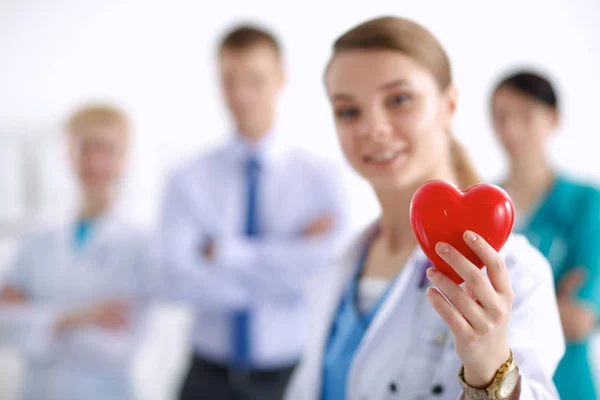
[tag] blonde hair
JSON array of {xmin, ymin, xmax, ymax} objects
[
  {"xmin": 66, "ymin": 104, "xmax": 130, "ymax": 138},
  {"xmin": 329, "ymin": 16, "xmax": 481, "ymax": 189}
]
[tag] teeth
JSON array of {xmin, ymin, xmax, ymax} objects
[{"xmin": 367, "ymin": 150, "xmax": 399, "ymax": 162}]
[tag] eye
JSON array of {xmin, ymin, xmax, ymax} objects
[
  {"xmin": 335, "ymin": 107, "xmax": 359, "ymax": 120},
  {"xmin": 388, "ymin": 94, "xmax": 411, "ymax": 106}
]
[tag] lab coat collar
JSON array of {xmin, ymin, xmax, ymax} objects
[{"xmin": 59, "ymin": 206, "xmax": 126, "ymax": 254}]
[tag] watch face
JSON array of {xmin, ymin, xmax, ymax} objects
[{"xmin": 499, "ymin": 368, "xmax": 520, "ymax": 398}]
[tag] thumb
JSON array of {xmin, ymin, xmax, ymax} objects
[{"xmin": 557, "ymin": 267, "xmax": 586, "ymax": 297}]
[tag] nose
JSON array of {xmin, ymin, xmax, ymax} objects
[{"xmin": 358, "ymin": 106, "xmax": 393, "ymax": 141}]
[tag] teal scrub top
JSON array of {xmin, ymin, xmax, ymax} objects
[
  {"xmin": 514, "ymin": 175, "xmax": 600, "ymax": 400},
  {"xmin": 321, "ymin": 246, "xmax": 394, "ymax": 400}
]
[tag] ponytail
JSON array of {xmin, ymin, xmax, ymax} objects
[{"xmin": 449, "ymin": 135, "xmax": 481, "ymax": 190}]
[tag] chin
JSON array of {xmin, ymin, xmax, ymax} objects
[
  {"xmin": 365, "ymin": 171, "xmax": 419, "ymax": 193},
  {"xmin": 83, "ymin": 184, "xmax": 111, "ymax": 196}
]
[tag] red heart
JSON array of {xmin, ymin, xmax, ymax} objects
[{"xmin": 409, "ymin": 180, "xmax": 515, "ymax": 285}]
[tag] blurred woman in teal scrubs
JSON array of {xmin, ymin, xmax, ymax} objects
[{"xmin": 492, "ymin": 71, "xmax": 600, "ymax": 400}]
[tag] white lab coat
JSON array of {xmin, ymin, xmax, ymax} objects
[
  {"xmin": 285, "ymin": 224, "xmax": 566, "ymax": 400},
  {"xmin": 0, "ymin": 212, "xmax": 156, "ymax": 400}
]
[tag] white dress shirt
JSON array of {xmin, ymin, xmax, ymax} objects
[
  {"xmin": 0, "ymin": 212, "xmax": 156, "ymax": 400},
  {"xmin": 160, "ymin": 134, "xmax": 350, "ymax": 368}
]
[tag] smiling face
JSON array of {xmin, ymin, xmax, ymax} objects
[
  {"xmin": 326, "ymin": 49, "xmax": 457, "ymax": 192},
  {"xmin": 67, "ymin": 107, "xmax": 129, "ymax": 203},
  {"xmin": 69, "ymin": 122, "xmax": 127, "ymax": 200}
]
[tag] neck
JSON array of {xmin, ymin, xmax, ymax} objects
[
  {"xmin": 80, "ymin": 193, "xmax": 112, "ymax": 220},
  {"xmin": 239, "ymin": 120, "xmax": 273, "ymax": 143},
  {"xmin": 376, "ymin": 164, "xmax": 457, "ymax": 253},
  {"xmin": 504, "ymin": 151, "xmax": 554, "ymax": 210},
  {"xmin": 376, "ymin": 188, "xmax": 417, "ymax": 253}
]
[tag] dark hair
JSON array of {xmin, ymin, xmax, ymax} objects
[
  {"xmin": 494, "ymin": 71, "xmax": 558, "ymax": 109},
  {"xmin": 219, "ymin": 24, "xmax": 281, "ymax": 57},
  {"xmin": 328, "ymin": 16, "xmax": 480, "ymax": 189}
]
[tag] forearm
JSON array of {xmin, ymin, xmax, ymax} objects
[
  {"xmin": 0, "ymin": 305, "xmax": 61, "ymax": 360},
  {"xmin": 165, "ymin": 258, "xmax": 254, "ymax": 309},
  {"xmin": 214, "ymin": 233, "xmax": 344, "ymax": 298},
  {"xmin": 61, "ymin": 310, "xmax": 149, "ymax": 368}
]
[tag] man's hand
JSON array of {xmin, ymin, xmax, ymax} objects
[
  {"xmin": 0, "ymin": 286, "xmax": 28, "ymax": 304},
  {"xmin": 203, "ymin": 239, "xmax": 215, "ymax": 261},
  {"xmin": 303, "ymin": 215, "xmax": 334, "ymax": 237},
  {"xmin": 557, "ymin": 268, "xmax": 597, "ymax": 341}
]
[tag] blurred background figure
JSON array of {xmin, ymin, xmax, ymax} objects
[
  {"xmin": 491, "ymin": 71, "xmax": 600, "ymax": 400},
  {"xmin": 159, "ymin": 24, "xmax": 348, "ymax": 400},
  {"xmin": 0, "ymin": 105, "xmax": 156, "ymax": 400}
]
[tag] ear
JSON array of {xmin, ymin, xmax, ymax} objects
[
  {"xmin": 66, "ymin": 135, "xmax": 78, "ymax": 166},
  {"xmin": 550, "ymin": 108, "xmax": 560, "ymax": 130},
  {"xmin": 442, "ymin": 83, "xmax": 458, "ymax": 128},
  {"xmin": 279, "ymin": 67, "xmax": 287, "ymax": 89},
  {"xmin": 276, "ymin": 60, "xmax": 287, "ymax": 90}
]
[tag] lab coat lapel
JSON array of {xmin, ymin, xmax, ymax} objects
[
  {"xmin": 304, "ymin": 225, "xmax": 376, "ymax": 398},
  {"xmin": 346, "ymin": 247, "xmax": 424, "ymax": 396},
  {"xmin": 52, "ymin": 221, "xmax": 75, "ymax": 302}
]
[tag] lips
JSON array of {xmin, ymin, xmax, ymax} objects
[{"xmin": 363, "ymin": 149, "xmax": 407, "ymax": 165}]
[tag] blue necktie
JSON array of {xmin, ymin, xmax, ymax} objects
[{"xmin": 232, "ymin": 155, "xmax": 261, "ymax": 367}]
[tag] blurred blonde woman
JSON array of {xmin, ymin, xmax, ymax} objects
[{"xmin": 0, "ymin": 105, "xmax": 156, "ymax": 400}]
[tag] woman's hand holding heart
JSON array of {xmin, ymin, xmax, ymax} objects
[{"xmin": 426, "ymin": 230, "xmax": 514, "ymax": 388}]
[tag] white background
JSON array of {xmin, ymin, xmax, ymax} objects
[{"xmin": 0, "ymin": 0, "xmax": 599, "ymax": 398}]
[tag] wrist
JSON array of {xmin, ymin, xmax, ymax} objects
[
  {"xmin": 54, "ymin": 309, "xmax": 88, "ymax": 335},
  {"xmin": 463, "ymin": 347, "xmax": 511, "ymax": 388}
]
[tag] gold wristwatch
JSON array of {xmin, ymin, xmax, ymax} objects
[{"xmin": 457, "ymin": 350, "xmax": 520, "ymax": 400}]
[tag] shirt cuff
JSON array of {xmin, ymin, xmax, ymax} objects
[{"xmin": 25, "ymin": 311, "xmax": 61, "ymax": 362}]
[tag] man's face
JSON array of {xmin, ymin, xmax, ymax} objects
[{"xmin": 219, "ymin": 43, "xmax": 284, "ymax": 139}]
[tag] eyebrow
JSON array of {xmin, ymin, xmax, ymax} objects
[{"xmin": 331, "ymin": 78, "xmax": 409, "ymax": 101}]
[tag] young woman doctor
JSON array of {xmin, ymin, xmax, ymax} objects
[
  {"xmin": 284, "ymin": 17, "xmax": 565, "ymax": 400},
  {"xmin": 0, "ymin": 105, "xmax": 155, "ymax": 400}
]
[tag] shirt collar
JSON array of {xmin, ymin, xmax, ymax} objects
[{"xmin": 229, "ymin": 129, "xmax": 286, "ymax": 168}]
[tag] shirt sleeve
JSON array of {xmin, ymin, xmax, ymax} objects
[
  {"xmin": 159, "ymin": 173, "xmax": 255, "ymax": 310},
  {"xmin": 0, "ymin": 234, "xmax": 63, "ymax": 361},
  {"xmin": 2, "ymin": 233, "xmax": 39, "ymax": 294},
  {"xmin": 0, "ymin": 304, "xmax": 62, "ymax": 362},
  {"xmin": 568, "ymin": 188, "xmax": 600, "ymax": 318},
  {"xmin": 213, "ymin": 162, "xmax": 351, "ymax": 301},
  {"xmin": 59, "ymin": 308, "xmax": 152, "ymax": 369}
]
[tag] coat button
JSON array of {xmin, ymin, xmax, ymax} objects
[{"xmin": 389, "ymin": 382, "xmax": 398, "ymax": 393}]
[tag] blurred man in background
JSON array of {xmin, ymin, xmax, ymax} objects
[
  {"xmin": 0, "ymin": 105, "xmax": 156, "ymax": 400},
  {"xmin": 160, "ymin": 24, "xmax": 348, "ymax": 400}
]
